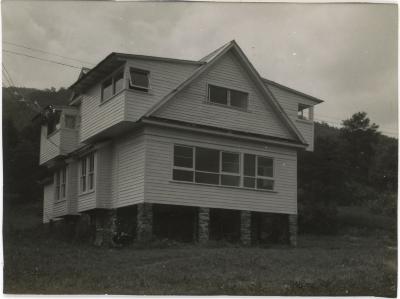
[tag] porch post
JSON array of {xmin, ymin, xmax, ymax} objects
[
  {"xmin": 288, "ymin": 214, "xmax": 298, "ymax": 247},
  {"xmin": 240, "ymin": 210, "xmax": 251, "ymax": 245},
  {"xmin": 136, "ymin": 203, "xmax": 153, "ymax": 242},
  {"xmin": 198, "ymin": 207, "xmax": 210, "ymax": 243}
]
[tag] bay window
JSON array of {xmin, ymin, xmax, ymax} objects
[
  {"xmin": 172, "ymin": 145, "xmax": 274, "ymax": 190},
  {"xmin": 80, "ymin": 152, "xmax": 95, "ymax": 194}
]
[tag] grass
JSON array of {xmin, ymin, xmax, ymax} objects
[{"xmin": 3, "ymin": 201, "xmax": 397, "ymax": 296}]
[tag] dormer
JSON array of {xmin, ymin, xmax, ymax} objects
[{"xmin": 39, "ymin": 106, "xmax": 80, "ymax": 165}]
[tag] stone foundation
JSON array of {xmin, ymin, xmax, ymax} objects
[
  {"xmin": 240, "ymin": 210, "xmax": 251, "ymax": 245},
  {"xmin": 94, "ymin": 210, "xmax": 118, "ymax": 247},
  {"xmin": 136, "ymin": 203, "xmax": 153, "ymax": 242},
  {"xmin": 288, "ymin": 214, "xmax": 298, "ymax": 247},
  {"xmin": 198, "ymin": 207, "xmax": 210, "ymax": 243}
]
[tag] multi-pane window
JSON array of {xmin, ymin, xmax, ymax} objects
[
  {"xmin": 80, "ymin": 152, "xmax": 95, "ymax": 194},
  {"xmin": 172, "ymin": 145, "xmax": 273, "ymax": 190},
  {"xmin": 243, "ymin": 154, "xmax": 274, "ymax": 190},
  {"xmin": 129, "ymin": 68, "xmax": 149, "ymax": 92},
  {"xmin": 208, "ymin": 85, "xmax": 248, "ymax": 109},
  {"xmin": 55, "ymin": 167, "xmax": 67, "ymax": 201},
  {"xmin": 101, "ymin": 69, "xmax": 125, "ymax": 102}
]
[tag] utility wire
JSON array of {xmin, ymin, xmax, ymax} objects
[
  {"xmin": 3, "ymin": 41, "xmax": 95, "ymax": 66},
  {"xmin": 3, "ymin": 50, "xmax": 82, "ymax": 70}
]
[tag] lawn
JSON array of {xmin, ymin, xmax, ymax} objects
[{"xmin": 3, "ymin": 202, "xmax": 397, "ymax": 296}]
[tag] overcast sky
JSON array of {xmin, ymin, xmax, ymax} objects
[{"xmin": 2, "ymin": 2, "xmax": 398, "ymax": 137}]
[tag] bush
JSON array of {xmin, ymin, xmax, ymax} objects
[{"xmin": 298, "ymin": 201, "xmax": 338, "ymax": 235}]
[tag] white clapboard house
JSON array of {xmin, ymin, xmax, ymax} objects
[{"xmin": 39, "ymin": 41, "xmax": 322, "ymax": 246}]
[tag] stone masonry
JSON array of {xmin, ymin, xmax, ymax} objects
[
  {"xmin": 240, "ymin": 210, "xmax": 251, "ymax": 245},
  {"xmin": 136, "ymin": 203, "xmax": 153, "ymax": 242},
  {"xmin": 198, "ymin": 207, "xmax": 210, "ymax": 243},
  {"xmin": 288, "ymin": 214, "xmax": 298, "ymax": 247}
]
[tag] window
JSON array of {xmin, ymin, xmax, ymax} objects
[
  {"xmin": 208, "ymin": 85, "xmax": 248, "ymax": 109},
  {"xmin": 298, "ymin": 104, "xmax": 312, "ymax": 120},
  {"xmin": 101, "ymin": 68, "xmax": 125, "ymax": 102},
  {"xmin": 172, "ymin": 145, "xmax": 240, "ymax": 187},
  {"xmin": 129, "ymin": 68, "xmax": 149, "ymax": 92},
  {"xmin": 64, "ymin": 115, "xmax": 76, "ymax": 129},
  {"xmin": 80, "ymin": 152, "xmax": 95, "ymax": 194},
  {"xmin": 243, "ymin": 154, "xmax": 274, "ymax": 190},
  {"xmin": 55, "ymin": 167, "xmax": 67, "ymax": 201}
]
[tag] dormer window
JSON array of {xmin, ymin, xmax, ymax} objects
[
  {"xmin": 208, "ymin": 85, "xmax": 248, "ymax": 109},
  {"xmin": 297, "ymin": 104, "xmax": 313, "ymax": 121},
  {"xmin": 101, "ymin": 68, "xmax": 124, "ymax": 102},
  {"xmin": 129, "ymin": 68, "xmax": 149, "ymax": 92}
]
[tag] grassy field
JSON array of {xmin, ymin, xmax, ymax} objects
[{"xmin": 3, "ymin": 202, "xmax": 397, "ymax": 296}]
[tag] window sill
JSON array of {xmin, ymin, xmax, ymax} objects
[
  {"xmin": 78, "ymin": 190, "xmax": 95, "ymax": 197},
  {"xmin": 169, "ymin": 180, "xmax": 277, "ymax": 193},
  {"xmin": 203, "ymin": 101, "xmax": 249, "ymax": 112},
  {"xmin": 54, "ymin": 199, "xmax": 66, "ymax": 204},
  {"xmin": 47, "ymin": 129, "xmax": 60, "ymax": 139},
  {"xmin": 296, "ymin": 118, "xmax": 313, "ymax": 124},
  {"xmin": 126, "ymin": 87, "xmax": 153, "ymax": 96},
  {"xmin": 99, "ymin": 88, "xmax": 125, "ymax": 106}
]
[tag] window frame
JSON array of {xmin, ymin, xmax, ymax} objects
[
  {"xmin": 243, "ymin": 154, "xmax": 275, "ymax": 191},
  {"xmin": 171, "ymin": 144, "xmax": 276, "ymax": 191},
  {"xmin": 128, "ymin": 67, "xmax": 150, "ymax": 92},
  {"xmin": 297, "ymin": 104, "xmax": 313, "ymax": 121},
  {"xmin": 55, "ymin": 166, "xmax": 67, "ymax": 202},
  {"xmin": 79, "ymin": 152, "xmax": 96, "ymax": 195},
  {"xmin": 207, "ymin": 84, "xmax": 249, "ymax": 110},
  {"xmin": 100, "ymin": 66, "xmax": 125, "ymax": 103}
]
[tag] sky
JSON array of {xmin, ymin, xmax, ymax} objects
[{"xmin": 2, "ymin": 1, "xmax": 398, "ymax": 137}]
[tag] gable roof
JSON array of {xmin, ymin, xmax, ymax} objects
[
  {"xmin": 262, "ymin": 78, "xmax": 323, "ymax": 104},
  {"xmin": 69, "ymin": 52, "xmax": 204, "ymax": 95},
  {"xmin": 145, "ymin": 40, "xmax": 307, "ymax": 145}
]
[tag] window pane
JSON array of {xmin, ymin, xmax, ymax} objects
[
  {"xmin": 56, "ymin": 172, "xmax": 60, "ymax": 185},
  {"xmin": 62, "ymin": 168, "xmax": 66, "ymax": 183},
  {"xmin": 82, "ymin": 177, "xmax": 86, "ymax": 192},
  {"xmin": 89, "ymin": 174, "xmax": 94, "ymax": 190},
  {"xmin": 114, "ymin": 70, "xmax": 124, "ymax": 94},
  {"xmin": 209, "ymin": 85, "xmax": 228, "ymax": 105},
  {"xmin": 62, "ymin": 185, "xmax": 66, "ymax": 198},
  {"xmin": 102, "ymin": 78, "xmax": 113, "ymax": 100},
  {"xmin": 222, "ymin": 152, "xmax": 239, "ymax": 173},
  {"xmin": 244, "ymin": 177, "xmax": 255, "ymax": 188},
  {"xmin": 174, "ymin": 145, "xmax": 193, "ymax": 168},
  {"xmin": 89, "ymin": 153, "xmax": 94, "ymax": 172},
  {"xmin": 173, "ymin": 169, "xmax": 193, "ymax": 182},
  {"xmin": 257, "ymin": 157, "xmax": 273, "ymax": 177},
  {"xmin": 130, "ymin": 69, "xmax": 149, "ymax": 90},
  {"xmin": 195, "ymin": 172, "xmax": 219, "ymax": 185},
  {"xmin": 65, "ymin": 115, "xmax": 76, "ymax": 129},
  {"xmin": 221, "ymin": 175, "xmax": 240, "ymax": 186},
  {"xmin": 195, "ymin": 147, "xmax": 219, "ymax": 172},
  {"xmin": 230, "ymin": 90, "xmax": 248, "ymax": 109},
  {"xmin": 244, "ymin": 154, "xmax": 256, "ymax": 176},
  {"xmin": 257, "ymin": 178, "xmax": 274, "ymax": 190}
]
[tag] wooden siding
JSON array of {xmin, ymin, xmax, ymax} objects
[
  {"xmin": 111, "ymin": 132, "xmax": 145, "ymax": 208},
  {"xmin": 67, "ymin": 161, "xmax": 79, "ymax": 214},
  {"xmin": 124, "ymin": 59, "xmax": 198, "ymax": 122},
  {"xmin": 39, "ymin": 126, "xmax": 61, "ymax": 164},
  {"xmin": 96, "ymin": 145, "xmax": 113, "ymax": 209},
  {"xmin": 77, "ymin": 191, "xmax": 96, "ymax": 212},
  {"xmin": 43, "ymin": 183, "xmax": 53, "ymax": 223},
  {"xmin": 143, "ymin": 126, "xmax": 297, "ymax": 214},
  {"xmin": 154, "ymin": 52, "xmax": 294, "ymax": 140},
  {"xmin": 268, "ymin": 84, "xmax": 315, "ymax": 151},
  {"xmin": 80, "ymin": 84, "xmax": 125, "ymax": 142},
  {"xmin": 60, "ymin": 128, "xmax": 79, "ymax": 154}
]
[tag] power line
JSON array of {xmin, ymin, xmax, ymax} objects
[
  {"xmin": 3, "ymin": 50, "xmax": 82, "ymax": 70},
  {"xmin": 3, "ymin": 41, "xmax": 95, "ymax": 66}
]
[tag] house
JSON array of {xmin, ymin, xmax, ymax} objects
[{"xmin": 39, "ymin": 40, "xmax": 322, "ymax": 246}]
